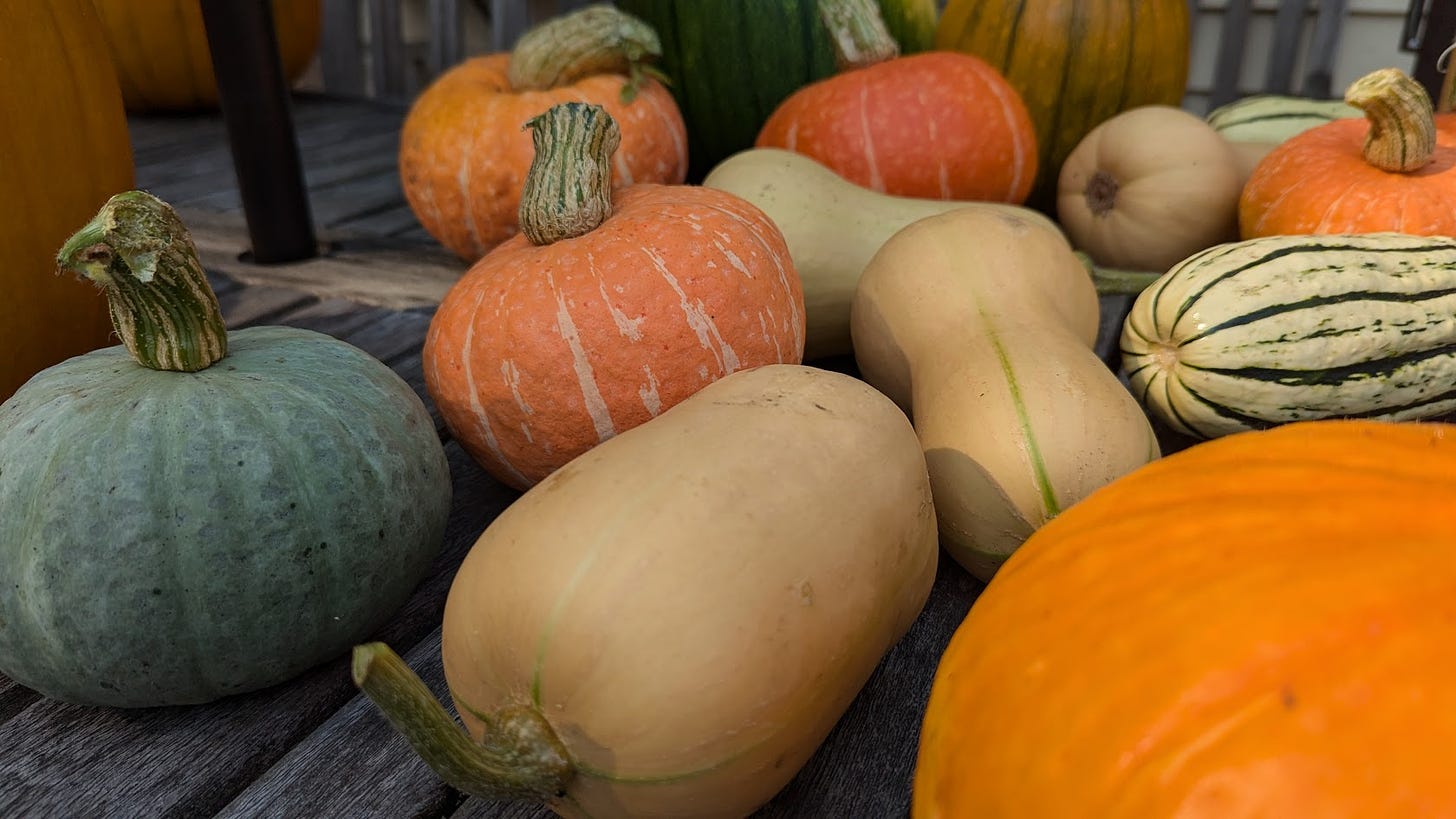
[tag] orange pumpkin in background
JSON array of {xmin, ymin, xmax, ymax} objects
[
  {"xmin": 756, "ymin": 0, "xmax": 1036, "ymax": 203},
  {"xmin": 914, "ymin": 419, "xmax": 1456, "ymax": 818},
  {"xmin": 1241, "ymin": 68, "xmax": 1456, "ymax": 238},
  {"xmin": 400, "ymin": 5, "xmax": 687, "ymax": 261},
  {"xmin": 424, "ymin": 103, "xmax": 804, "ymax": 490}
]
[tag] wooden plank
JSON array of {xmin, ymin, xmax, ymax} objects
[
  {"xmin": 429, "ymin": 0, "xmax": 463, "ymax": 78},
  {"xmin": 369, "ymin": 0, "xmax": 408, "ymax": 101},
  {"xmin": 1210, "ymin": 0, "xmax": 1254, "ymax": 106},
  {"xmin": 217, "ymin": 282, "xmax": 319, "ymax": 329},
  {"xmin": 339, "ymin": 201, "xmax": 428, "ymax": 237},
  {"xmin": 320, "ymin": 0, "xmax": 367, "ymax": 98},
  {"xmin": 1302, "ymin": 0, "xmax": 1350, "ymax": 98},
  {"xmin": 1263, "ymin": 0, "xmax": 1308, "ymax": 94},
  {"xmin": 182, "ymin": 129, "xmax": 402, "ymax": 212},
  {"xmin": 330, "ymin": 308, "xmax": 437, "ymax": 366},
  {"xmin": 0, "ymin": 442, "xmax": 516, "ymax": 819},
  {"xmin": 0, "ymin": 674, "xmax": 40, "ymax": 729}
]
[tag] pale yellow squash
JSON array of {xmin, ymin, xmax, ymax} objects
[
  {"xmin": 354, "ymin": 363, "xmax": 939, "ymax": 819},
  {"xmin": 851, "ymin": 208, "xmax": 1159, "ymax": 580},
  {"xmin": 703, "ymin": 148, "xmax": 1059, "ymax": 360}
]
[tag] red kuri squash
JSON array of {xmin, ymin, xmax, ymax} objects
[
  {"xmin": 756, "ymin": 0, "xmax": 1037, "ymax": 203},
  {"xmin": 423, "ymin": 103, "xmax": 805, "ymax": 490},
  {"xmin": 400, "ymin": 5, "xmax": 687, "ymax": 261}
]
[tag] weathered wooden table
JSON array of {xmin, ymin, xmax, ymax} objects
[{"xmin": 0, "ymin": 94, "xmax": 1154, "ymax": 818}]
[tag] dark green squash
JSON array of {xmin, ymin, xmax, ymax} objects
[
  {"xmin": 616, "ymin": 0, "xmax": 937, "ymax": 181},
  {"xmin": 0, "ymin": 192, "xmax": 453, "ymax": 707}
]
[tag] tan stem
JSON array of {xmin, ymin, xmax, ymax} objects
[
  {"xmin": 1344, "ymin": 68, "xmax": 1436, "ymax": 173},
  {"xmin": 55, "ymin": 191, "xmax": 227, "ymax": 372},
  {"xmin": 818, "ymin": 0, "xmax": 900, "ymax": 71},
  {"xmin": 518, "ymin": 102, "xmax": 620, "ymax": 246},
  {"xmin": 507, "ymin": 4, "xmax": 664, "ymax": 103},
  {"xmin": 352, "ymin": 643, "xmax": 573, "ymax": 803}
]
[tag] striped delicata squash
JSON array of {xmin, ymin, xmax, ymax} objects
[{"xmin": 1122, "ymin": 233, "xmax": 1456, "ymax": 438}]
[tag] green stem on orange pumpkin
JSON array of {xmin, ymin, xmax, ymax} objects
[
  {"xmin": 1344, "ymin": 68, "xmax": 1436, "ymax": 173},
  {"xmin": 518, "ymin": 102, "xmax": 621, "ymax": 246},
  {"xmin": 1074, "ymin": 251, "xmax": 1164, "ymax": 297},
  {"xmin": 55, "ymin": 190, "xmax": 227, "ymax": 373},
  {"xmin": 818, "ymin": 0, "xmax": 900, "ymax": 72},
  {"xmin": 507, "ymin": 4, "xmax": 667, "ymax": 103},
  {"xmin": 352, "ymin": 642, "xmax": 573, "ymax": 802}
]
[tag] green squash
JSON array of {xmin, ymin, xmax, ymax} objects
[
  {"xmin": 616, "ymin": 0, "xmax": 938, "ymax": 181},
  {"xmin": 0, "ymin": 192, "xmax": 452, "ymax": 708}
]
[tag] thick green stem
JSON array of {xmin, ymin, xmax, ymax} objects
[
  {"xmin": 507, "ymin": 4, "xmax": 666, "ymax": 103},
  {"xmin": 1344, "ymin": 68, "xmax": 1436, "ymax": 173},
  {"xmin": 518, "ymin": 103, "xmax": 620, "ymax": 246},
  {"xmin": 818, "ymin": 0, "xmax": 900, "ymax": 72},
  {"xmin": 1074, "ymin": 252, "xmax": 1164, "ymax": 297},
  {"xmin": 56, "ymin": 190, "xmax": 227, "ymax": 372},
  {"xmin": 352, "ymin": 642, "xmax": 572, "ymax": 803}
]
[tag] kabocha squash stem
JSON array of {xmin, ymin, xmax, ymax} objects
[
  {"xmin": 352, "ymin": 643, "xmax": 572, "ymax": 802},
  {"xmin": 518, "ymin": 103, "xmax": 621, "ymax": 246},
  {"xmin": 1345, "ymin": 68, "xmax": 1436, "ymax": 172},
  {"xmin": 507, "ymin": 4, "xmax": 663, "ymax": 102},
  {"xmin": 55, "ymin": 190, "xmax": 227, "ymax": 372},
  {"xmin": 819, "ymin": 0, "xmax": 900, "ymax": 71}
]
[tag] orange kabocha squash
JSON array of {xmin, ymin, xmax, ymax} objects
[
  {"xmin": 756, "ymin": 0, "xmax": 1036, "ymax": 203},
  {"xmin": 91, "ymin": 0, "xmax": 321, "ymax": 112},
  {"xmin": 914, "ymin": 419, "xmax": 1456, "ymax": 817},
  {"xmin": 424, "ymin": 103, "xmax": 804, "ymax": 490},
  {"xmin": 400, "ymin": 5, "xmax": 687, "ymax": 261},
  {"xmin": 2, "ymin": 0, "xmax": 134, "ymax": 401},
  {"xmin": 1241, "ymin": 68, "xmax": 1456, "ymax": 238}
]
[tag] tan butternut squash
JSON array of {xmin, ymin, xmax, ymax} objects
[
  {"xmin": 851, "ymin": 208, "xmax": 1159, "ymax": 579},
  {"xmin": 354, "ymin": 363, "xmax": 938, "ymax": 818},
  {"xmin": 703, "ymin": 147, "xmax": 1059, "ymax": 360}
]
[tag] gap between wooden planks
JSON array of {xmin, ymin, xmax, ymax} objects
[{"xmin": 178, "ymin": 207, "xmax": 468, "ymax": 310}]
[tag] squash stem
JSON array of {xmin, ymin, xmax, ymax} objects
[
  {"xmin": 1344, "ymin": 68, "xmax": 1436, "ymax": 172},
  {"xmin": 55, "ymin": 190, "xmax": 227, "ymax": 372},
  {"xmin": 352, "ymin": 642, "xmax": 573, "ymax": 803},
  {"xmin": 507, "ymin": 4, "xmax": 666, "ymax": 103},
  {"xmin": 1074, "ymin": 252, "xmax": 1163, "ymax": 297},
  {"xmin": 818, "ymin": 0, "xmax": 900, "ymax": 71},
  {"xmin": 518, "ymin": 103, "xmax": 620, "ymax": 246}
]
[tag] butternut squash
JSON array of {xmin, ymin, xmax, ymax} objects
[
  {"xmin": 851, "ymin": 208, "xmax": 1159, "ymax": 579},
  {"xmin": 354, "ymin": 363, "xmax": 938, "ymax": 818},
  {"xmin": 703, "ymin": 148, "xmax": 1059, "ymax": 360}
]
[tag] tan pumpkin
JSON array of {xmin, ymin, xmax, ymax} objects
[
  {"xmin": 2, "ymin": 0, "xmax": 135, "ymax": 401},
  {"xmin": 400, "ymin": 5, "xmax": 687, "ymax": 261},
  {"xmin": 1058, "ymin": 105, "xmax": 1242, "ymax": 272},
  {"xmin": 915, "ymin": 419, "xmax": 1456, "ymax": 817},
  {"xmin": 91, "ymin": 0, "xmax": 321, "ymax": 112},
  {"xmin": 424, "ymin": 103, "xmax": 804, "ymax": 490}
]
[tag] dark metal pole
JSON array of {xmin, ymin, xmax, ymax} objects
[{"xmin": 199, "ymin": 0, "xmax": 318, "ymax": 264}]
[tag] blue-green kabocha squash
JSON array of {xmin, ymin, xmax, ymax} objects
[{"xmin": 0, "ymin": 191, "xmax": 452, "ymax": 707}]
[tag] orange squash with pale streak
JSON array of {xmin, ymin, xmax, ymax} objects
[
  {"xmin": 399, "ymin": 6, "xmax": 687, "ymax": 261},
  {"xmin": 1241, "ymin": 68, "xmax": 1456, "ymax": 238},
  {"xmin": 424, "ymin": 103, "xmax": 804, "ymax": 490},
  {"xmin": 755, "ymin": 0, "xmax": 1036, "ymax": 203},
  {"xmin": 914, "ymin": 418, "xmax": 1456, "ymax": 817}
]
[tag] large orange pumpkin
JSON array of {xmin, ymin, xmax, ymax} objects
[
  {"xmin": 400, "ymin": 6, "xmax": 688, "ymax": 261},
  {"xmin": 756, "ymin": 0, "xmax": 1036, "ymax": 203},
  {"xmin": 424, "ymin": 103, "xmax": 804, "ymax": 490},
  {"xmin": 914, "ymin": 419, "xmax": 1456, "ymax": 817},
  {"xmin": 90, "ymin": 0, "xmax": 322, "ymax": 112},
  {"xmin": 1241, "ymin": 68, "xmax": 1456, "ymax": 238},
  {"xmin": 1, "ymin": 0, "xmax": 135, "ymax": 401}
]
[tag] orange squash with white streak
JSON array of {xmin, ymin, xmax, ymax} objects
[
  {"xmin": 755, "ymin": 0, "xmax": 1036, "ymax": 203},
  {"xmin": 399, "ymin": 6, "xmax": 687, "ymax": 261},
  {"xmin": 424, "ymin": 103, "xmax": 804, "ymax": 490}
]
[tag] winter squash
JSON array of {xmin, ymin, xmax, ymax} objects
[
  {"xmin": 1123, "ymin": 232, "xmax": 1456, "ymax": 439},
  {"xmin": 91, "ymin": 0, "xmax": 322, "ymax": 112},
  {"xmin": 615, "ymin": 0, "xmax": 937, "ymax": 181},
  {"xmin": 1206, "ymin": 94, "xmax": 1361, "ymax": 143},
  {"xmin": 0, "ymin": 192, "xmax": 452, "ymax": 707},
  {"xmin": 850, "ymin": 207, "xmax": 1158, "ymax": 580},
  {"xmin": 399, "ymin": 5, "xmax": 687, "ymax": 261},
  {"xmin": 423, "ymin": 103, "xmax": 804, "ymax": 490},
  {"xmin": 704, "ymin": 148, "xmax": 1058, "ymax": 361},
  {"xmin": 1, "ymin": 0, "xmax": 134, "ymax": 402},
  {"xmin": 1241, "ymin": 68, "xmax": 1456, "ymax": 238},
  {"xmin": 1058, "ymin": 106, "xmax": 1242, "ymax": 272},
  {"xmin": 914, "ymin": 418, "xmax": 1456, "ymax": 817},
  {"xmin": 757, "ymin": 0, "xmax": 1037, "ymax": 203},
  {"xmin": 935, "ymin": 0, "xmax": 1191, "ymax": 209},
  {"xmin": 356, "ymin": 363, "xmax": 939, "ymax": 819}
]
